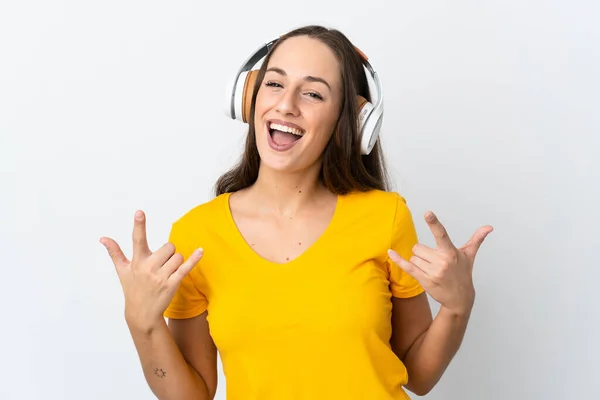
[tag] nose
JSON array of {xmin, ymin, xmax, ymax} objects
[{"xmin": 275, "ymin": 88, "xmax": 300, "ymax": 117}]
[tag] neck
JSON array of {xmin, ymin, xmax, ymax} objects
[{"xmin": 249, "ymin": 163, "xmax": 325, "ymax": 217}]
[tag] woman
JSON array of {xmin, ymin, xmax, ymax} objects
[{"xmin": 101, "ymin": 25, "xmax": 492, "ymax": 400}]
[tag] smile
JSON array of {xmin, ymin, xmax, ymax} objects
[{"xmin": 266, "ymin": 120, "xmax": 305, "ymax": 152}]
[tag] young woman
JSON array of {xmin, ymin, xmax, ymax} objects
[{"xmin": 101, "ymin": 25, "xmax": 492, "ymax": 400}]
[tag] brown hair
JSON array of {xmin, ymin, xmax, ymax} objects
[{"xmin": 214, "ymin": 25, "xmax": 390, "ymax": 196}]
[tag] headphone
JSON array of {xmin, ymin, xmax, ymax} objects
[{"xmin": 224, "ymin": 38, "xmax": 384, "ymax": 155}]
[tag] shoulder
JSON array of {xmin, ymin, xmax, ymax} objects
[
  {"xmin": 169, "ymin": 193, "xmax": 231, "ymax": 242},
  {"xmin": 175, "ymin": 193, "xmax": 230, "ymax": 224},
  {"xmin": 340, "ymin": 189, "xmax": 415, "ymax": 233},
  {"xmin": 342, "ymin": 189, "xmax": 408, "ymax": 215}
]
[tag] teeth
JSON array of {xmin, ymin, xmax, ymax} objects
[{"xmin": 269, "ymin": 122, "xmax": 304, "ymax": 136}]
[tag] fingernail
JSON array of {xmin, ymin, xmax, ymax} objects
[
  {"xmin": 135, "ymin": 210, "xmax": 143, "ymax": 220},
  {"xmin": 194, "ymin": 248, "xmax": 204, "ymax": 256}
]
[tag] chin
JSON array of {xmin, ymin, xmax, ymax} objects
[
  {"xmin": 254, "ymin": 130, "xmax": 299, "ymax": 172},
  {"xmin": 257, "ymin": 146, "xmax": 298, "ymax": 173},
  {"xmin": 255, "ymin": 123, "xmax": 326, "ymax": 174}
]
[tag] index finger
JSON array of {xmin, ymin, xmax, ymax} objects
[
  {"xmin": 132, "ymin": 210, "xmax": 151, "ymax": 261},
  {"xmin": 425, "ymin": 211, "xmax": 455, "ymax": 250}
]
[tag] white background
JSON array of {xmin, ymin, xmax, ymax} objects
[{"xmin": 1, "ymin": 1, "xmax": 598, "ymax": 399}]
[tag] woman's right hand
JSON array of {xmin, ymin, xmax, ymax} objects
[{"xmin": 100, "ymin": 210, "xmax": 203, "ymax": 333}]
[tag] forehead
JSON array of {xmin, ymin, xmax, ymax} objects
[{"xmin": 267, "ymin": 36, "xmax": 340, "ymax": 85}]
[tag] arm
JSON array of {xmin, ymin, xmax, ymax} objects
[
  {"xmin": 388, "ymin": 210, "xmax": 492, "ymax": 396},
  {"xmin": 101, "ymin": 208, "xmax": 217, "ymax": 399},
  {"xmin": 391, "ymin": 294, "xmax": 469, "ymax": 396},
  {"xmin": 128, "ymin": 312, "xmax": 217, "ymax": 400}
]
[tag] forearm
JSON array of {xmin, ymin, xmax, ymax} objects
[
  {"xmin": 128, "ymin": 319, "xmax": 210, "ymax": 400},
  {"xmin": 403, "ymin": 307, "xmax": 471, "ymax": 396}
]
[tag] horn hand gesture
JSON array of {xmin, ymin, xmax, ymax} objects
[
  {"xmin": 100, "ymin": 210, "xmax": 203, "ymax": 332},
  {"xmin": 388, "ymin": 212, "xmax": 493, "ymax": 317}
]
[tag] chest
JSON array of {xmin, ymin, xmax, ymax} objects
[
  {"xmin": 204, "ymin": 251, "xmax": 394, "ymax": 354},
  {"xmin": 232, "ymin": 208, "xmax": 334, "ymax": 264}
]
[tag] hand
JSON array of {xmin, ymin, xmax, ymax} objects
[
  {"xmin": 100, "ymin": 210, "xmax": 203, "ymax": 332},
  {"xmin": 388, "ymin": 211, "xmax": 493, "ymax": 317}
]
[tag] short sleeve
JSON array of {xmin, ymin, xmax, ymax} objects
[
  {"xmin": 386, "ymin": 194, "xmax": 425, "ymax": 298},
  {"xmin": 163, "ymin": 220, "xmax": 208, "ymax": 319}
]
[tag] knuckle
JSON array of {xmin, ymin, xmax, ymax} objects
[
  {"xmin": 163, "ymin": 242, "xmax": 176, "ymax": 254},
  {"xmin": 445, "ymin": 250, "xmax": 458, "ymax": 263},
  {"xmin": 172, "ymin": 252, "xmax": 184, "ymax": 265},
  {"xmin": 152, "ymin": 274, "xmax": 165, "ymax": 286},
  {"xmin": 432, "ymin": 271, "xmax": 444, "ymax": 281}
]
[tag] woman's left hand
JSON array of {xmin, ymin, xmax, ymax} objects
[{"xmin": 388, "ymin": 212, "xmax": 493, "ymax": 317}]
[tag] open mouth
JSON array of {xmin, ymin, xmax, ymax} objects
[{"xmin": 268, "ymin": 121, "xmax": 305, "ymax": 147}]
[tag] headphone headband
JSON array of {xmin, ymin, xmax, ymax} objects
[
  {"xmin": 224, "ymin": 37, "xmax": 384, "ymax": 155},
  {"xmin": 227, "ymin": 39, "xmax": 278, "ymax": 119}
]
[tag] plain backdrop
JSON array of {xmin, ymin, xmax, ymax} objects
[{"xmin": 1, "ymin": 1, "xmax": 598, "ymax": 399}]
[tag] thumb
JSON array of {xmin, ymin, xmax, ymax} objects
[
  {"xmin": 100, "ymin": 237, "xmax": 130, "ymax": 271},
  {"xmin": 462, "ymin": 225, "xmax": 494, "ymax": 260}
]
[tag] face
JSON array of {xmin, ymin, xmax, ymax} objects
[{"xmin": 253, "ymin": 35, "xmax": 343, "ymax": 173}]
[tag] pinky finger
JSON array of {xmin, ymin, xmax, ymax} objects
[
  {"xmin": 166, "ymin": 248, "xmax": 204, "ymax": 284},
  {"xmin": 388, "ymin": 249, "xmax": 427, "ymax": 283},
  {"xmin": 100, "ymin": 237, "xmax": 130, "ymax": 269}
]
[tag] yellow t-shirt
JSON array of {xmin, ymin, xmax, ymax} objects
[{"xmin": 164, "ymin": 189, "xmax": 424, "ymax": 400}]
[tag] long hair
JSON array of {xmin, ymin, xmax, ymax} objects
[{"xmin": 214, "ymin": 25, "xmax": 390, "ymax": 196}]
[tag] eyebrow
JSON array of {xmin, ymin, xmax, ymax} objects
[{"xmin": 265, "ymin": 67, "xmax": 331, "ymax": 90}]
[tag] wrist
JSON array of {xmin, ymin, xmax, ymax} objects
[
  {"xmin": 447, "ymin": 287, "xmax": 475, "ymax": 317},
  {"xmin": 439, "ymin": 302, "xmax": 473, "ymax": 320},
  {"xmin": 124, "ymin": 309, "xmax": 166, "ymax": 336}
]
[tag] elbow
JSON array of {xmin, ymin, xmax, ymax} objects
[
  {"xmin": 404, "ymin": 363, "xmax": 444, "ymax": 396},
  {"xmin": 405, "ymin": 379, "xmax": 437, "ymax": 397},
  {"xmin": 410, "ymin": 387, "xmax": 433, "ymax": 397},
  {"xmin": 406, "ymin": 385, "xmax": 433, "ymax": 397}
]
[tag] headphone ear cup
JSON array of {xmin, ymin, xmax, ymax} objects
[
  {"xmin": 356, "ymin": 95, "xmax": 376, "ymax": 153},
  {"xmin": 356, "ymin": 95, "xmax": 370, "ymax": 130},
  {"xmin": 356, "ymin": 94, "xmax": 383, "ymax": 155},
  {"xmin": 241, "ymin": 70, "xmax": 260, "ymax": 123},
  {"xmin": 230, "ymin": 69, "xmax": 260, "ymax": 122}
]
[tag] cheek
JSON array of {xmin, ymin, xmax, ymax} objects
[
  {"xmin": 254, "ymin": 88, "xmax": 277, "ymax": 114},
  {"xmin": 253, "ymin": 90, "xmax": 265, "ymax": 115},
  {"xmin": 310, "ymin": 108, "xmax": 338, "ymax": 142}
]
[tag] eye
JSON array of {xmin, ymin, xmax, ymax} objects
[
  {"xmin": 265, "ymin": 81, "xmax": 282, "ymax": 88},
  {"xmin": 306, "ymin": 92, "xmax": 323, "ymax": 101}
]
